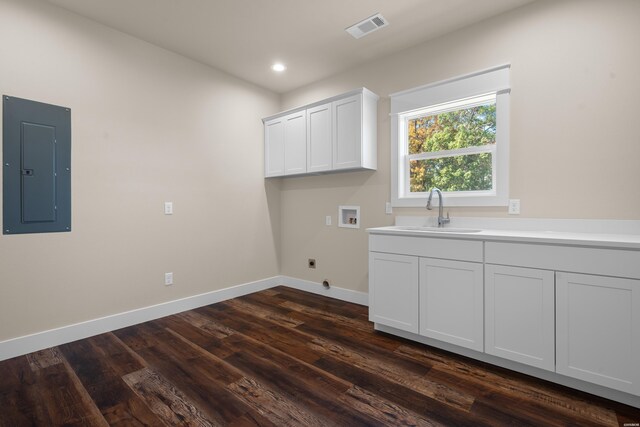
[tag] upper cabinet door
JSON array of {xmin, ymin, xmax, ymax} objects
[
  {"xmin": 264, "ymin": 117, "xmax": 284, "ymax": 177},
  {"xmin": 332, "ymin": 94, "xmax": 362, "ymax": 170},
  {"xmin": 283, "ymin": 110, "xmax": 307, "ymax": 176},
  {"xmin": 306, "ymin": 102, "xmax": 332, "ymax": 173}
]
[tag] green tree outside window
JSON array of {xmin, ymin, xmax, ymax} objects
[{"xmin": 408, "ymin": 104, "xmax": 496, "ymax": 193}]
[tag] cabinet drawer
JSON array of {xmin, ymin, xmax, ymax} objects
[
  {"xmin": 486, "ymin": 242, "xmax": 640, "ymax": 279},
  {"xmin": 369, "ymin": 234, "xmax": 483, "ymax": 262}
]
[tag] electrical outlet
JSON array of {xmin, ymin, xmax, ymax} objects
[
  {"xmin": 508, "ymin": 199, "xmax": 521, "ymax": 215},
  {"xmin": 308, "ymin": 259, "xmax": 316, "ymax": 269},
  {"xmin": 164, "ymin": 202, "xmax": 173, "ymax": 215},
  {"xmin": 164, "ymin": 272, "xmax": 174, "ymax": 286},
  {"xmin": 385, "ymin": 202, "xmax": 393, "ymax": 215}
]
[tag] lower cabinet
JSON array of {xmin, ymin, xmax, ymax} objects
[
  {"xmin": 556, "ymin": 272, "xmax": 640, "ymax": 395},
  {"xmin": 419, "ymin": 258, "xmax": 484, "ymax": 352},
  {"xmin": 368, "ymin": 252, "xmax": 419, "ymax": 333},
  {"xmin": 485, "ymin": 265, "xmax": 555, "ymax": 371},
  {"xmin": 369, "ymin": 234, "xmax": 640, "ymax": 402}
]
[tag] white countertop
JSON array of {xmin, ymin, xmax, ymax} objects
[{"xmin": 367, "ymin": 217, "xmax": 640, "ymax": 250}]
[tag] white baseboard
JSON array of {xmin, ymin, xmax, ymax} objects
[
  {"xmin": 0, "ymin": 276, "xmax": 282, "ymax": 362},
  {"xmin": 0, "ymin": 276, "xmax": 370, "ymax": 361},
  {"xmin": 279, "ymin": 276, "xmax": 369, "ymax": 306}
]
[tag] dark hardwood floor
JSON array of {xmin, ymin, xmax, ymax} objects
[{"xmin": 1, "ymin": 286, "xmax": 639, "ymax": 426}]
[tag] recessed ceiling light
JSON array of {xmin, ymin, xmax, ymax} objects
[{"xmin": 272, "ymin": 63, "xmax": 286, "ymax": 72}]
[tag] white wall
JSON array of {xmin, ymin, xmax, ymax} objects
[
  {"xmin": 279, "ymin": 0, "xmax": 640, "ymax": 293},
  {"xmin": 0, "ymin": 0, "xmax": 281, "ymax": 341}
]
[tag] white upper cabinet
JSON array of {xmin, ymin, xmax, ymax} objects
[
  {"xmin": 283, "ymin": 110, "xmax": 306, "ymax": 175},
  {"xmin": 307, "ymin": 102, "xmax": 332, "ymax": 173},
  {"xmin": 333, "ymin": 94, "xmax": 362, "ymax": 170},
  {"xmin": 263, "ymin": 88, "xmax": 378, "ymax": 177},
  {"xmin": 264, "ymin": 117, "xmax": 284, "ymax": 177}
]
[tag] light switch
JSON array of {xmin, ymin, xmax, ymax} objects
[
  {"xmin": 385, "ymin": 202, "xmax": 393, "ymax": 214},
  {"xmin": 164, "ymin": 202, "xmax": 173, "ymax": 215},
  {"xmin": 326, "ymin": 215, "xmax": 332, "ymax": 226}
]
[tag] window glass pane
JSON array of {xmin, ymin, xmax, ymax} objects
[
  {"xmin": 410, "ymin": 153, "xmax": 492, "ymax": 193},
  {"xmin": 408, "ymin": 104, "xmax": 496, "ymax": 155}
]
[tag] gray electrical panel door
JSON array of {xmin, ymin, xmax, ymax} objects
[{"xmin": 3, "ymin": 96, "xmax": 71, "ymax": 234}]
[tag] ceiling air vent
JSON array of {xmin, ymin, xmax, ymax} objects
[{"xmin": 345, "ymin": 13, "xmax": 389, "ymax": 39}]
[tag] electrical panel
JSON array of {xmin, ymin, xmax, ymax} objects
[{"xmin": 3, "ymin": 95, "xmax": 71, "ymax": 234}]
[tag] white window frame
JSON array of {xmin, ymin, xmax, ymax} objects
[{"xmin": 391, "ymin": 65, "xmax": 511, "ymax": 207}]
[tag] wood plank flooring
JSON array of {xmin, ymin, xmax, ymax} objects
[{"xmin": 1, "ymin": 286, "xmax": 639, "ymax": 426}]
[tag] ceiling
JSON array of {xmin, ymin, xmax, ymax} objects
[{"xmin": 44, "ymin": 0, "xmax": 535, "ymax": 94}]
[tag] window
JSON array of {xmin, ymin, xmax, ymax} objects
[{"xmin": 391, "ymin": 65, "xmax": 510, "ymax": 207}]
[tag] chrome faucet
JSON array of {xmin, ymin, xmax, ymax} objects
[{"xmin": 426, "ymin": 187, "xmax": 450, "ymax": 227}]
